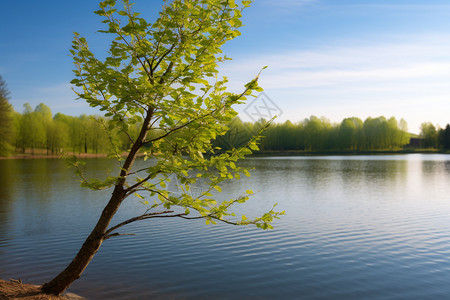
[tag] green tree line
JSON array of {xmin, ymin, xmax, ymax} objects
[
  {"xmin": 6, "ymin": 75, "xmax": 448, "ymax": 156},
  {"xmin": 215, "ymin": 115, "xmax": 411, "ymax": 152},
  {"xmin": 0, "ymin": 101, "xmax": 415, "ymax": 156},
  {"xmin": 419, "ymin": 122, "xmax": 450, "ymax": 150},
  {"xmin": 0, "ymin": 76, "xmax": 141, "ymax": 157}
]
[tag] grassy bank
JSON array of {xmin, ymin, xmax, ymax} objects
[
  {"xmin": 252, "ymin": 149, "xmax": 447, "ymax": 156},
  {"xmin": 1, "ymin": 148, "xmax": 449, "ymax": 160}
]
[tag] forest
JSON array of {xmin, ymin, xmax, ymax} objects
[
  {"xmin": 215, "ymin": 116, "xmax": 412, "ymax": 152},
  {"xmin": 2, "ymin": 77, "xmax": 450, "ymax": 157},
  {"xmin": 0, "ymin": 101, "xmax": 141, "ymax": 157},
  {"xmin": 221, "ymin": 117, "xmax": 450, "ymax": 152},
  {"xmin": 0, "ymin": 99, "xmax": 429, "ymax": 157},
  {"xmin": 418, "ymin": 122, "xmax": 450, "ymax": 150},
  {"xmin": 2, "ymin": 100, "xmax": 450, "ymax": 157}
]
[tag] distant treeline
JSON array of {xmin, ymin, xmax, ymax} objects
[
  {"xmin": 2, "ymin": 89, "xmax": 450, "ymax": 157},
  {"xmin": 214, "ymin": 116, "xmax": 411, "ymax": 152},
  {"xmin": 1, "ymin": 101, "xmax": 414, "ymax": 157},
  {"xmin": 0, "ymin": 101, "xmax": 141, "ymax": 157},
  {"xmin": 419, "ymin": 123, "xmax": 450, "ymax": 150},
  {"xmin": 3, "ymin": 101, "xmax": 450, "ymax": 157}
]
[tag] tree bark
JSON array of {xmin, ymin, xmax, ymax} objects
[
  {"xmin": 41, "ymin": 185, "xmax": 126, "ymax": 295},
  {"xmin": 42, "ymin": 109, "xmax": 153, "ymax": 295}
]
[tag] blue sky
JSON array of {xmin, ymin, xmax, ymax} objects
[{"xmin": 2, "ymin": 0, "xmax": 450, "ymax": 133}]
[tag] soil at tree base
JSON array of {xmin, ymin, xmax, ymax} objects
[{"xmin": 0, "ymin": 279, "xmax": 85, "ymax": 300}]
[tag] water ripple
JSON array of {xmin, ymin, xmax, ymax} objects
[{"xmin": 2, "ymin": 156, "xmax": 450, "ymax": 299}]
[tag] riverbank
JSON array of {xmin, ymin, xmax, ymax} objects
[
  {"xmin": 0, "ymin": 149, "xmax": 448, "ymax": 160},
  {"xmin": 251, "ymin": 149, "xmax": 447, "ymax": 156},
  {"xmin": 0, "ymin": 153, "xmax": 108, "ymax": 160},
  {"xmin": 0, "ymin": 279, "xmax": 85, "ymax": 300}
]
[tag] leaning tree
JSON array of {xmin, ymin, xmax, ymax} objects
[
  {"xmin": 41, "ymin": 0, "xmax": 283, "ymax": 295},
  {"xmin": 0, "ymin": 75, "xmax": 15, "ymax": 157}
]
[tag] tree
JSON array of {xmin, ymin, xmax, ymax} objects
[
  {"xmin": 19, "ymin": 103, "xmax": 46, "ymax": 154},
  {"xmin": 399, "ymin": 118, "xmax": 409, "ymax": 146},
  {"xmin": 339, "ymin": 118, "xmax": 357, "ymax": 151},
  {"xmin": 279, "ymin": 120, "xmax": 297, "ymax": 150},
  {"xmin": 18, "ymin": 103, "xmax": 33, "ymax": 153},
  {"xmin": 48, "ymin": 116, "xmax": 69, "ymax": 154},
  {"xmin": 41, "ymin": 0, "xmax": 283, "ymax": 295},
  {"xmin": 386, "ymin": 117, "xmax": 399, "ymax": 149},
  {"xmin": 34, "ymin": 103, "xmax": 53, "ymax": 154},
  {"xmin": 0, "ymin": 75, "xmax": 15, "ymax": 156},
  {"xmin": 420, "ymin": 122, "xmax": 438, "ymax": 149},
  {"xmin": 438, "ymin": 124, "xmax": 450, "ymax": 150},
  {"xmin": 213, "ymin": 117, "xmax": 251, "ymax": 151}
]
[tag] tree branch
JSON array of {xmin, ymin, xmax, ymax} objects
[
  {"xmin": 104, "ymin": 209, "xmax": 247, "ymax": 241},
  {"xmin": 142, "ymin": 106, "xmax": 222, "ymax": 146},
  {"xmin": 125, "ymin": 173, "xmax": 154, "ymax": 195},
  {"xmin": 104, "ymin": 233, "xmax": 136, "ymax": 240},
  {"xmin": 104, "ymin": 210, "xmax": 175, "ymax": 237},
  {"xmin": 153, "ymin": 43, "xmax": 177, "ymax": 73},
  {"xmin": 126, "ymin": 167, "xmax": 151, "ymax": 176},
  {"xmin": 178, "ymin": 214, "xmax": 240, "ymax": 226}
]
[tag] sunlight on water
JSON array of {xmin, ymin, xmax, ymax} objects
[{"xmin": 1, "ymin": 154, "xmax": 450, "ymax": 299}]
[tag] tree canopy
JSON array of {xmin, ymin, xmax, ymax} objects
[{"xmin": 41, "ymin": 0, "xmax": 282, "ymax": 295}]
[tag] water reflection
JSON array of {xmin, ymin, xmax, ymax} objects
[
  {"xmin": 1, "ymin": 155, "xmax": 450, "ymax": 299},
  {"xmin": 0, "ymin": 160, "xmax": 18, "ymax": 249}
]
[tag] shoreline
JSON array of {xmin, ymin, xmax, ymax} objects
[
  {"xmin": 0, "ymin": 279, "xmax": 85, "ymax": 300},
  {"xmin": 0, "ymin": 149, "xmax": 448, "ymax": 160},
  {"xmin": 251, "ymin": 149, "xmax": 447, "ymax": 156},
  {"xmin": 0, "ymin": 153, "xmax": 109, "ymax": 160}
]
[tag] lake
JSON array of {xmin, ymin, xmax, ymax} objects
[{"xmin": 1, "ymin": 154, "xmax": 450, "ymax": 299}]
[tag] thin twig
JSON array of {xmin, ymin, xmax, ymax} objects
[
  {"xmin": 104, "ymin": 210, "xmax": 174, "ymax": 236},
  {"xmin": 104, "ymin": 233, "xmax": 136, "ymax": 240}
]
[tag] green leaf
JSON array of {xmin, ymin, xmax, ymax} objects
[
  {"xmin": 67, "ymin": 0, "xmax": 284, "ymax": 236},
  {"xmin": 242, "ymin": 0, "xmax": 252, "ymax": 7},
  {"xmin": 163, "ymin": 117, "xmax": 175, "ymax": 127},
  {"xmin": 134, "ymin": 193, "xmax": 144, "ymax": 199}
]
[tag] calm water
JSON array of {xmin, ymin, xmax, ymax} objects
[{"xmin": 1, "ymin": 154, "xmax": 450, "ymax": 299}]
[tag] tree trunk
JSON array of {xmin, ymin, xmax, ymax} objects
[
  {"xmin": 42, "ymin": 109, "xmax": 153, "ymax": 295},
  {"xmin": 41, "ymin": 186, "xmax": 126, "ymax": 295}
]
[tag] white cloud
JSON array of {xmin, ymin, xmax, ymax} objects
[
  {"xmin": 221, "ymin": 34, "xmax": 450, "ymax": 133},
  {"xmin": 348, "ymin": 4, "xmax": 450, "ymax": 11},
  {"xmin": 37, "ymin": 83, "xmax": 72, "ymax": 95},
  {"xmin": 261, "ymin": 0, "xmax": 317, "ymax": 8},
  {"xmin": 223, "ymin": 35, "xmax": 450, "ymax": 84},
  {"xmin": 11, "ymin": 82, "xmax": 101, "ymax": 116},
  {"xmin": 258, "ymin": 62, "xmax": 450, "ymax": 89},
  {"xmin": 259, "ymin": 0, "xmax": 318, "ymax": 12}
]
